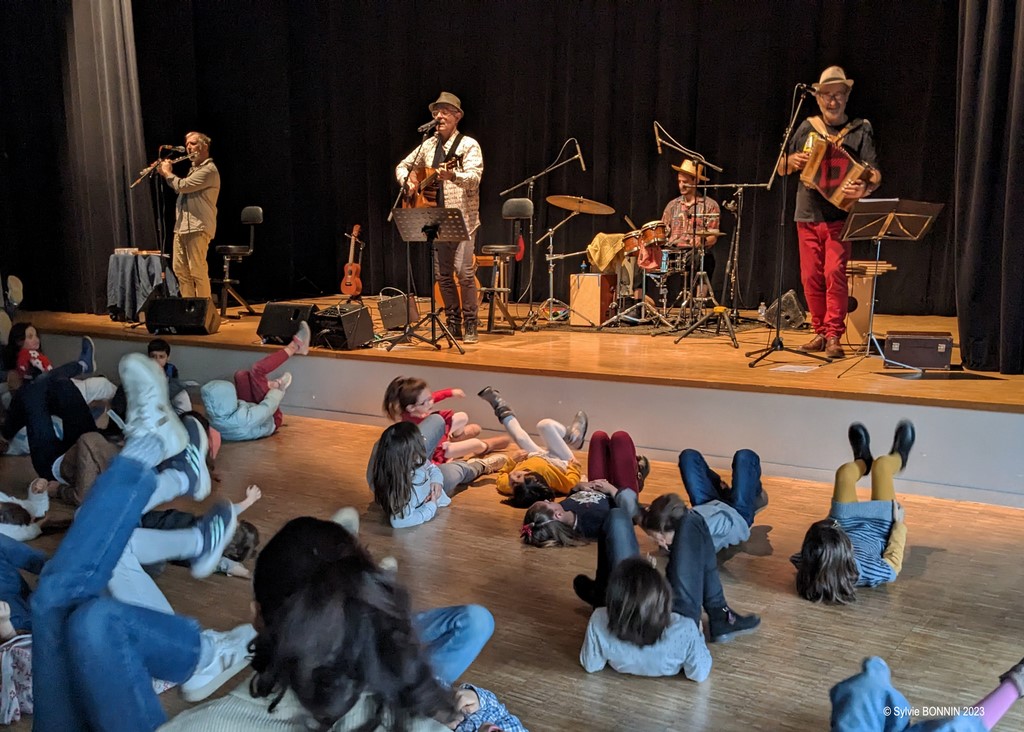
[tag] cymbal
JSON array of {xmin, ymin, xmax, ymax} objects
[{"xmin": 546, "ymin": 195, "xmax": 615, "ymax": 216}]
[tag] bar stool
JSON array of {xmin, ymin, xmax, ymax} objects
[
  {"xmin": 212, "ymin": 206, "xmax": 261, "ymax": 319},
  {"xmin": 479, "ymin": 244, "xmax": 519, "ymax": 334}
]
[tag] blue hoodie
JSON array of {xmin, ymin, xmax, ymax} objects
[
  {"xmin": 830, "ymin": 657, "xmax": 986, "ymax": 732},
  {"xmin": 200, "ymin": 380, "xmax": 282, "ymax": 442}
]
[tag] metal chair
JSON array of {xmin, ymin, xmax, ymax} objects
[{"xmin": 212, "ymin": 206, "xmax": 261, "ymax": 318}]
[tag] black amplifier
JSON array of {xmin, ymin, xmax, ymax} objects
[
  {"xmin": 883, "ymin": 331, "xmax": 954, "ymax": 370},
  {"xmin": 311, "ymin": 303, "xmax": 373, "ymax": 350}
]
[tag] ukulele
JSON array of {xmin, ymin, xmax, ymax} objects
[
  {"xmin": 401, "ymin": 154, "xmax": 464, "ymax": 208},
  {"xmin": 340, "ymin": 224, "xmax": 362, "ymax": 296}
]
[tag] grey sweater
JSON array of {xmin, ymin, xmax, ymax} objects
[{"xmin": 580, "ymin": 609, "xmax": 711, "ymax": 681}]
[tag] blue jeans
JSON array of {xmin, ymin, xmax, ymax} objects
[
  {"xmin": 679, "ymin": 448, "xmax": 762, "ymax": 526},
  {"xmin": 421, "ymin": 414, "xmax": 484, "ymax": 493},
  {"xmin": 593, "ymin": 508, "xmax": 725, "ymax": 624},
  {"xmin": 2, "ymin": 369, "xmax": 96, "ymax": 479},
  {"xmin": 31, "ymin": 455, "xmax": 201, "ymax": 732},
  {"xmin": 0, "ymin": 534, "xmax": 46, "ymax": 632},
  {"xmin": 413, "ymin": 604, "xmax": 494, "ymax": 685}
]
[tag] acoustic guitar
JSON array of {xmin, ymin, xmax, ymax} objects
[
  {"xmin": 401, "ymin": 154, "xmax": 464, "ymax": 208},
  {"xmin": 340, "ymin": 224, "xmax": 362, "ymax": 296}
]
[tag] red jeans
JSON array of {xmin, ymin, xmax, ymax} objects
[
  {"xmin": 233, "ymin": 347, "xmax": 290, "ymax": 430},
  {"xmin": 797, "ymin": 220, "xmax": 851, "ymax": 338},
  {"xmin": 587, "ymin": 430, "xmax": 640, "ymax": 493}
]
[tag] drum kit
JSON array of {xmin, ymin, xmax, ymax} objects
[{"xmin": 528, "ymin": 193, "xmax": 733, "ymax": 338}]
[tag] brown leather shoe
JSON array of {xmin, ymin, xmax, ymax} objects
[
  {"xmin": 798, "ymin": 334, "xmax": 826, "ymax": 352},
  {"xmin": 825, "ymin": 336, "xmax": 845, "ymax": 358}
]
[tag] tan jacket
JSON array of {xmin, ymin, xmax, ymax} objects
[{"xmin": 167, "ymin": 158, "xmax": 220, "ymax": 238}]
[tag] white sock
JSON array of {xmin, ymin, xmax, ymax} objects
[
  {"xmin": 142, "ymin": 470, "xmax": 189, "ymax": 513},
  {"xmin": 121, "ymin": 434, "xmax": 165, "ymax": 469},
  {"xmin": 195, "ymin": 631, "xmax": 216, "ymax": 672}
]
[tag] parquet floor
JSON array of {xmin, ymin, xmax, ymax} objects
[{"xmin": 6, "ymin": 415, "xmax": 1024, "ymax": 731}]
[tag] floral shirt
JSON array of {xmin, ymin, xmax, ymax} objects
[{"xmin": 660, "ymin": 195, "xmax": 721, "ymax": 249}]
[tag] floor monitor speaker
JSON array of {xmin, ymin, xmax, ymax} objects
[
  {"xmin": 145, "ymin": 297, "xmax": 221, "ymax": 335},
  {"xmin": 257, "ymin": 302, "xmax": 319, "ymax": 344}
]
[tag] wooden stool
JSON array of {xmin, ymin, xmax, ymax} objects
[{"xmin": 479, "ymin": 244, "xmax": 519, "ymax": 334}]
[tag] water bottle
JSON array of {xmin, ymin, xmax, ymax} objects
[{"xmin": 757, "ymin": 301, "xmax": 767, "ymax": 321}]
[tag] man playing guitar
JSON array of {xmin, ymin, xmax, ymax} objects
[{"xmin": 395, "ymin": 92, "xmax": 484, "ymax": 343}]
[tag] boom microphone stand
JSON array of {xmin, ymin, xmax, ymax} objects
[
  {"xmin": 500, "ymin": 139, "xmax": 585, "ymax": 332},
  {"xmin": 746, "ymin": 84, "xmax": 831, "ymax": 367}
]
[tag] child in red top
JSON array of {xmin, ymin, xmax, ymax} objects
[{"xmin": 383, "ymin": 376, "xmax": 505, "ymax": 463}]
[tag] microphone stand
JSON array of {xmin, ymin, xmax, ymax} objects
[
  {"xmin": 746, "ymin": 85, "xmax": 831, "ymax": 367},
  {"xmin": 500, "ymin": 141, "xmax": 583, "ymax": 332}
]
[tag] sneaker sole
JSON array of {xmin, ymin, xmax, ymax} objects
[
  {"xmin": 188, "ymin": 418, "xmax": 212, "ymax": 501},
  {"xmin": 710, "ymin": 623, "xmax": 761, "ymax": 643},
  {"xmin": 180, "ymin": 651, "xmax": 250, "ymax": 702}
]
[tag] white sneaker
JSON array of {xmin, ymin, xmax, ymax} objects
[
  {"xmin": 331, "ymin": 506, "xmax": 359, "ymax": 535},
  {"xmin": 119, "ymin": 354, "xmax": 186, "ymax": 462},
  {"xmin": 181, "ymin": 624, "xmax": 257, "ymax": 702},
  {"xmin": 292, "ymin": 321, "xmax": 311, "ymax": 355},
  {"xmin": 275, "ymin": 372, "xmax": 293, "ymax": 392}
]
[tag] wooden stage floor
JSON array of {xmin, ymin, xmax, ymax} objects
[
  {"xmin": 6, "ymin": 416, "xmax": 1024, "ymax": 731},
  {"xmin": 26, "ymin": 299, "xmax": 1024, "ymax": 415}
]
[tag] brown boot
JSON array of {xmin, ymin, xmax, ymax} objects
[
  {"xmin": 798, "ymin": 334, "xmax": 826, "ymax": 352},
  {"xmin": 825, "ymin": 336, "xmax": 845, "ymax": 358}
]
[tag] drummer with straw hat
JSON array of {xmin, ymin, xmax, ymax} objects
[{"xmin": 656, "ymin": 156, "xmax": 721, "ymax": 289}]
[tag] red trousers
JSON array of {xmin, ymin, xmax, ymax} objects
[
  {"xmin": 797, "ymin": 220, "xmax": 851, "ymax": 338},
  {"xmin": 233, "ymin": 347, "xmax": 290, "ymax": 430},
  {"xmin": 587, "ymin": 430, "xmax": 640, "ymax": 493}
]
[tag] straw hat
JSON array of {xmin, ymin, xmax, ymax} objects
[
  {"xmin": 428, "ymin": 92, "xmax": 463, "ymax": 115},
  {"xmin": 671, "ymin": 158, "xmax": 708, "ymax": 181},
  {"xmin": 812, "ymin": 66, "xmax": 854, "ymax": 92}
]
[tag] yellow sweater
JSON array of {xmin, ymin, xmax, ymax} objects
[{"xmin": 494, "ymin": 456, "xmax": 581, "ymax": 496}]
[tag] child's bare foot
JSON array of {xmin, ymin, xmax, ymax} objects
[
  {"xmin": 452, "ymin": 423, "xmax": 482, "ymax": 440},
  {"xmin": 0, "ymin": 602, "xmax": 16, "ymax": 641}
]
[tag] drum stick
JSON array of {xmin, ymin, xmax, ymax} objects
[{"xmin": 623, "ymin": 215, "xmax": 638, "ymax": 229}]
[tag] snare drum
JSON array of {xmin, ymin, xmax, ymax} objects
[
  {"xmin": 660, "ymin": 248, "xmax": 690, "ymax": 274},
  {"xmin": 640, "ymin": 220, "xmax": 667, "ymax": 246},
  {"xmin": 621, "ymin": 229, "xmax": 643, "ymax": 253}
]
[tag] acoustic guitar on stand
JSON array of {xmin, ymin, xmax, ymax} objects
[{"xmin": 340, "ymin": 224, "xmax": 363, "ymax": 298}]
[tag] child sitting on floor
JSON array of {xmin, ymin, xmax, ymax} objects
[
  {"xmin": 478, "ymin": 386, "xmax": 587, "ymax": 507},
  {"xmin": 384, "ymin": 376, "xmax": 497, "ymax": 462},
  {"xmin": 201, "ymin": 321, "xmax": 310, "ymax": 441},
  {"xmin": 148, "ymin": 338, "xmax": 191, "ymax": 413},
  {"xmin": 2, "ymin": 324, "xmax": 96, "ymax": 391},
  {"xmin": 370, "ymin": 421, "xmax": 503, "ymax": 528},
  {"xmin": 793, "ymin": 420, "xmax": 914, "ymax": 604}
]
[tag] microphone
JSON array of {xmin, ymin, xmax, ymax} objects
[
  {"xmin": 160, "ymin": 145, "xmax": 187, "ymax": 153},
  {"xmin": 574, "ymin": 139, "xmax": 586, "ymax": 172},
  {"xmin": 654, "ymin": 123, "xmax": 663, "ymax": 155},
  {"xmin": 417, "ymin": 118, "xmax": 438, "ymax": 134},
  {"xmin": 796, "ymin": 83, "xmax": 816, "ymax": 94}
]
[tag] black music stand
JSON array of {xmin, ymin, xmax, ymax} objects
[
  {"xmin": 389, "ymin": 207, "xmax": 469, "ymax": 354},
  {"xmin": 836, "ymin": 198, "xmax": 944, "ymax": 376}
]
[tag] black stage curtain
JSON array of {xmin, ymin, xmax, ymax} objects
[
  {"xmin": 955, "ymin": 0, "xmax": 1024, "ymax": 373},
  {"xmin": 0, "ymin": 2, "xmax": 968, "ymax": 324}
]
